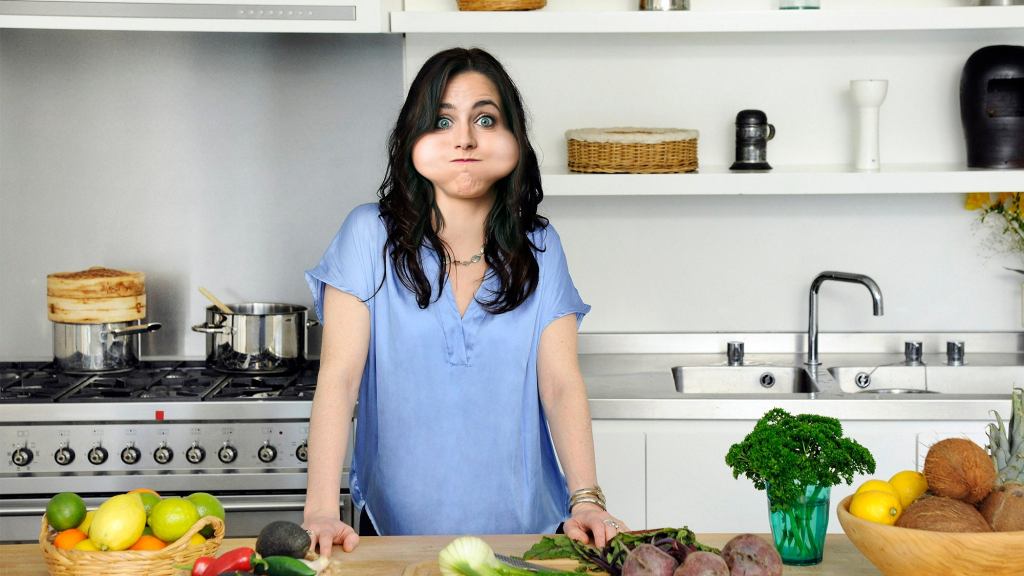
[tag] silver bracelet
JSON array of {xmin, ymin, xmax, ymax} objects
[{"xmin": 570, "ymin": 496, "xmax": 607, "ymax": 511}]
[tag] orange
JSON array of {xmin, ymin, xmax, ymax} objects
[
  {"xmin": 128, "ymin": 488, "xmax": 161, "ymax": 497},
  {"xmin": 53, "ymin": 528, "xmax": 88, "ymax": 550},
  {"xmin": 46, "ymin": 492, "xmax": 87, "ymax": 531},
  {"xmin": 850, "ymin": 490, "xmax": 903, "ymax": 525},
  {"xmin": 888, "ymin": 470, "xmax": 929, "ymax": 508},
  {"xmin": 129, "ymin": 535, "xmax": 167, "ymax": 551},
  {"xmin": 148, "ymin": 497, "xmax": 199, "ymax": 543}
]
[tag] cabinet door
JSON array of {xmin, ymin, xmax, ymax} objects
[{"xmin": 592, "ymin": 422, "xmax": 646, "ymax": 530}]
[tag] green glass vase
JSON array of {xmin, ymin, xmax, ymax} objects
[{"xmin": 767, "ymin": 484, "xmax": 830, "ymax": 566}]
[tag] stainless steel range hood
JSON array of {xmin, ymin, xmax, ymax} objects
[{"xmin": 0, "ymin": 0, "xmax": 399, "ymax": 32}]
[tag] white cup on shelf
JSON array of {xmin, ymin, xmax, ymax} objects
[{"xmin": 850, "ymin": 79, "xmax": 889, "ymax": 172}]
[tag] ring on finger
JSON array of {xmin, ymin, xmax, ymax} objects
[{"xmin": 602, "ymin": 519, "xmax": 621, "ymax": 530}]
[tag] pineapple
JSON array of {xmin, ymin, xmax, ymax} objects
[{"xmin": 987, "ymin": 387, "xmax": 1023, "ymax": 484}]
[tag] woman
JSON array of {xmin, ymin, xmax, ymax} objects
[{"xmin": 302, "ymin": 47, "xmax": 626, "ymax": 557}]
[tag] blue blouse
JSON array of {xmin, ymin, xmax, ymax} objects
[{"xmin": 305, "ymin": 203, "xmax": 590, "ymax": 536}]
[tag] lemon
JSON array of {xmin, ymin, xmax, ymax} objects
[
  {"xmin": 148, "ymin": 497, "xmax": 199, "ymax": 543},
  {"xmin": 185, "ymin": 492, "xmax": 224, "ymax": 538},
  {"xmin": 855, "ymin": 479, "xmax": 900, "ymax": 500},
  {"xmin": 89, "ymin": 493, "xmax": 146, "ymax": 551},
  {"xmin": 188, "ymin": 533, "xmax": 206, "ymax": 547},
  {"xmin": 889, "ymin": 470, "xmax": 928, "ymax": 508},
  {"xmin": 46, "ymin": 492, "xmax": 87, "ymax": 531},
  {"xmin": 73, "ymin": 538, "xmax": 98, "ymax": 551},
  {"xmin": 77, "ymin": 510, "xmax": 96, "ymax": 535},
  {"xmin": 850, "ymin": 490, "xmax": 903, "ymax": 525}
]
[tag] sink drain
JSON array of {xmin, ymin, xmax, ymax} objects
[
  {"xmin": 759, "ymin": 372, "xmax": 776, "ymax": 388},
  {"xmin": 855, "ymin": 372, "xmax": 872, "ymax": 388}
]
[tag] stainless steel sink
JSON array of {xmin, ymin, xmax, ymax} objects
[
  {"xmin": 828, "ymin": 364, "xmax": 1024, "ymax": 395},
  {"xmin": 671, "ymin": 365, "xmax": 819, "ymax": 394}
]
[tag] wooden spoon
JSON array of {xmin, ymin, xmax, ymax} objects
[{"xmin": 198, "ymin": 286, "xmax": 234, "ymax": 315}]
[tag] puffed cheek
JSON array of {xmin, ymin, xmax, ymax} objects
[{"xmin": 490, "ymin": 133, "xmax": 520, "ymax": 173}]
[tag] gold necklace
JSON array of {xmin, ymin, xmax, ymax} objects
[{"xmin": 449, "ymin": 245, "xmax": 485, "ymax": 267}]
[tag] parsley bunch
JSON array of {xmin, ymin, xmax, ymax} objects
[{"xmin": 725, "ymin": 408, "xmax": 875, "ymax": 511}]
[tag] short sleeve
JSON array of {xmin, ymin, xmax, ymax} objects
[
  {"xmin": 536, "ymin": 225, "xmax": 591, "ymax": 332},
  {"xmin": 305, "ymin": 203, "xmax": 383, "ymax": 323}
]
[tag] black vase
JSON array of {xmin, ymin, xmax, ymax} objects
[{"xmin": 960, "ymin": 45, "xmax": 1024, "ymax": 169}]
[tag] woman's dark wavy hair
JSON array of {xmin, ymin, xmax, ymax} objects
[{"xmin": 377, "ymin": 47, "xmax": 547, "ymax": 314}]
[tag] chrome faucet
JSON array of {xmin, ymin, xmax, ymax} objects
[{"xmin": 805, "ymin": 271, "xmax": 884, "ymax": 366}]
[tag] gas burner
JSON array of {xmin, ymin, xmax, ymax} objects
[
  {"xmin": 211, "ymin": 376, "xmax": 291, "ymax": 399},
  {"xmin": 0, "ymin": 370, "xmax": 84, "ymax": 402},
  {"xmin": 276, "ymin": 385, "xmax": 317, "ymax": 400}
]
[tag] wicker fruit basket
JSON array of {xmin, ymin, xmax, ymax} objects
[
  {"xmin": 457, "ymin": 0, "xmax": 546, "ymax": 10},
  {"xmin": 566, "ymin": 127, "xmax": 699, "ymax": 174},
  {"xmin": 40, "ymin": 514, "xmax": 224, "ymax": 576}
]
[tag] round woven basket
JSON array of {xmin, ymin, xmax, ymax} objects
[
  {"xmin": 457, "ymin": 0, "xmax": 546, "ymax": 10},
  {"xmin": 39, "ymin": 514, "xmax": 224, "ymax": 576},
  {"xmin": 567, "ymin": 127, "xmax": 699, "ymax": 174}
]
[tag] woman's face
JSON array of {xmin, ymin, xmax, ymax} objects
[{"xmin": 412, "ymin": 71, "xmax": 520, "ymax": 204}]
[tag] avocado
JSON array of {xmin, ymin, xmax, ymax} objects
[{"xmin": 255, "ymin": 520, "xmax": 311, "ymax": 559}]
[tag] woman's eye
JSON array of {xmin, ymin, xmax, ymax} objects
[
  {"xmin": 435, "ymin": 117, "xmax": 453, "ymax": 130},
  {"xmin": 476, "ymin": 115, "xmax": 496, "ymax": 128}
]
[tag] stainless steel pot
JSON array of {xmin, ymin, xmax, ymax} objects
[
  {"xmin": 191, "ymin": 303, "xmax": 319, "ymax": 374},
  {"xmin": 53, "ymin": 321, "xmax": 162, "ymax": 374}
]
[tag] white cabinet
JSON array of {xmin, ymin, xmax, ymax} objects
[
  {"xmin": 632, "ymin": 418, "xmax": 995, "ymax": 533},
  {"xmin": 592, "ymin": 421, "xmax": 646, "ymax": 531}
]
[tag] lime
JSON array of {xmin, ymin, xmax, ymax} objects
[
  {"xmin": 46, "ymin": 492, "xmax": 87, "ymax": 531},
  {"xmin": 137, "ymin": 492, "xmax": 160, "ymax": 517},
  {"xmin": 148, "ymin": 497, "xmax": 199, "ymax": 543},
  {"xmin": 186, "ymin": 492, "xmax": 225, "ymax": 538}
]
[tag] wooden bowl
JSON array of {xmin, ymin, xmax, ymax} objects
[{"xmin": 837, "ymin": 495, "xmax": 1024, "ymax": 576}]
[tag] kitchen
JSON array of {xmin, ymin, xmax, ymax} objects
[{"xmin": 2, "ymin": 0, "xmax": 1024, "ymax": 574}]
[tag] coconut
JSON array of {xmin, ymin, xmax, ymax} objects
[
  {"xmin": 923, "ymin": 438, "xmax": 997, "ymax": 504},
  {"xmin": 895, "ymin": 495, "xmax": 992, "ymax": 532},
  {"xmin": 979, "ymin": 482, "xmax": 1024, "ymax": 532}
]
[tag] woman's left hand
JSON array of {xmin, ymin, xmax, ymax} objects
[{"xmin": 563, "ymin": 503, "xmax": 629, "ymax": 548}]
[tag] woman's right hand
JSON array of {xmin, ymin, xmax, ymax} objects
[{"xmin": 303, "ymin": 514, "xmax": 360, "ymax": 559}]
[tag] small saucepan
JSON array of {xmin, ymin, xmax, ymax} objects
[
  {"xmin": 53, "ymin": 321, "xmax": 163, "ymax": 374},
  {"xmin": 191, "ymin": 303, "xmax": 319, "ymax": 374}
]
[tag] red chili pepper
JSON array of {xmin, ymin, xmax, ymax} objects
[
  {"xmin": 192, "ymin": 556, "xmax": 216, "ymax": 576},
  {"xmin": 199, "ymin": 547, "xmax": 265, "ymax": 576}
]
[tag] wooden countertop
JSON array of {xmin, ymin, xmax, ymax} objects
[{"xmin": 0, "ymin": 534, "xmax": 880, "ymax": 575}]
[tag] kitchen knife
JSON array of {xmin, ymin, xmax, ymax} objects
[{"xmin": 494, "ymin": 552, "xmax": 571, "ymax": 573}]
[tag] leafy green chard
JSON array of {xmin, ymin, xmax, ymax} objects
[{"xmin": 523, "ymin": 528, "xmax": 718, "ymax": 575}]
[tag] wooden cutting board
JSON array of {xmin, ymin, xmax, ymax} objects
[{"xmin": 401, "ymin": 558, "xmax": 603, "ymax": 575}]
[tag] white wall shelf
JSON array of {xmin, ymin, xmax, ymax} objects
[
  {"xmin": 392, "ymin": 6, "xmax": 1024, "ymax": 34},
  {"xmin": 540, "ymin": 164, "xmax": 1024, "ymax": 196}
]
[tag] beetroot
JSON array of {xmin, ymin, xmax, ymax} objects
[
  {"xmin": 621, "ymin": 543, "xmax": 680, "ymax": 576},
  {"xmin": 673, "ymin": 551, "xmax": 729, "ymax": 576},
  {"xmin": 719, "ymin": 534, "xmax": 782, "ymax": 576}
]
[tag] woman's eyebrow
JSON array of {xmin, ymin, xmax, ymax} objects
[{"xmin": 438, "ymin": 99, "xmax": 500, "ymax": 111}]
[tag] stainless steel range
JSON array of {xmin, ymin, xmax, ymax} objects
[{"xmin": 0, "ymin": 360, "xmax": 352, "ymax": 543}]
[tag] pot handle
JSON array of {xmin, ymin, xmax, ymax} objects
[
  {"xmin": 307, "ymin": 320, "xmax": 320, "ymax": 328},
  {"xmin": 192, "ymin": 322, "xmax": 231, "ymax": 335},
  {"xmin": 107, "ymin": 322, "xmax": 163, "ymax": 338}
]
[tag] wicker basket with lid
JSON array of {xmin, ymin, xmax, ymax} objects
[
  {"xmin": 46, "ymin": 266, "xmax": 146, "ymax": 323},
  {"xmin": 567, "ymin": 127, "xmax": 699, "ymax": 174},
  {"xmin": 457, "ymin": 0, "xmax": 546, "ymax": 10}
]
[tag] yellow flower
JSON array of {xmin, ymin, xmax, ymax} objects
[
  {"xmin": 998, "ymin": 192, "xmax": 1015, "ymax": 205},
  {"xmin": 965, "ymin": 192, "xmax": 991, "ymax": 211}
]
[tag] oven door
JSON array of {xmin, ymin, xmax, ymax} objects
[{"xmin": 0, "ymin": 492, "xmax": 352, "ymax": 543}]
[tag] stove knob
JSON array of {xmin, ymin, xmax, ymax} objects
[
  {"xmin": 218, "ymin": 443, "xmax": 237, "ymax": 464},
  {"xmin": 153, "ymin": 443, "xmax": 174, "ymax": 465},
  {"xmin": 257, "ymin": 442, "xmax": 277, "ymax": 463},
  {"xmin": 185, "ymin": 443, "xmax": 206, "ymax": 464},
  {"xmin": 295, "ymin": 442, "xmax": 308, "ymax": 463},
  {"xmin": 87, "ymin": 446, "xmax": 108, "ymax": 465},
  {"xmin": 11, "ymin": 446, "xmax": 33, "ymax": 467},
  {"xmin": 54, "ymin": 445, "xmax": 76, "ymax": 466},
  {"xmin": 121, "ymin": 444, "xmax": 141, "ymax": 465}
]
